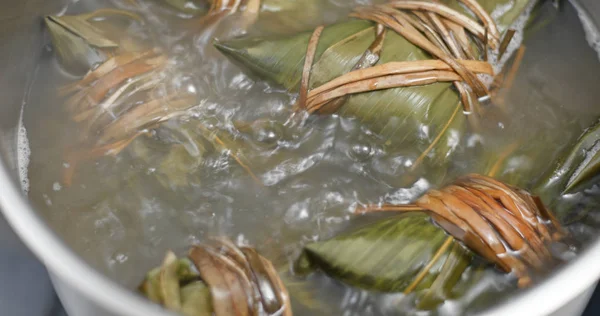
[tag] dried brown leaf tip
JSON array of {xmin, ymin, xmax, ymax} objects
[
  {"xmin": 297, "ymin": 0, "xmax": 507, "ymax": 116},
  {"xmin": 140, "ymin": 237, "xmax": 292, "ymax": 316},
  {"xmin": 356, "ymin": 174, "xmax": 566, "ymax": 288}
]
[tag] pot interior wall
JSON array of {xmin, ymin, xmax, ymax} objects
[{"xmin": 0, "ymin": 0, "xmax": 68, "ymax": 181}]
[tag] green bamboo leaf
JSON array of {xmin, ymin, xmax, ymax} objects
[
  {"xmin": 177, "ymin": 257, "xmax": 203, "ymax": 282},
  {"xmin": 160, "ymin": 251, "xmax": 184, "ymax": 310},
  {"xmin": 139, "ymin": 268, "xmax": 163, "ymax": 303},
  {"xmin": 416, "ymin": 242, "xmax": 472, "ymax": 310},
  {"xmin": 180, "ymin": 281, "xmax": 213, "ymax": 316},
  {"xmin": 536, "ymin": 120, "xmax": 600, "ymax": 201},
  {"xmin": 129, "ymin": 118, "xmax": 269, "ymax": 189},
  {"xmin": 45, "ymin": 9, "xmax": 145, "ymax": 75},
  {"xmin": 139, "ymin": 252, "xmax": 214, "ymax": 315},
  {"xmin": 252, "ymin": 0, "xmax": 331, "ymax": 35},
  {"xmin": 158, "ymin": 144, "xmax": 206, "ymax": 188},
  {"xmin": 45, "ymin": 16, "xmax": 110, "ymax": 75},
  {"xmin": 216, "ymin": 0, "xmax": 535, "ymax": 176},
  {"xmin": 299, "ymin": 213, "xmax": 472, "ymax": 293},
  {"xmin": 479, "ymin": 119, "xmax": 600, "ymax": 214},
  {"xmin": 128, "ymin": 121, "xmax": 209, "ymax": 190},
  {"xmin": 46, "ymin": 15, "xmax": 119, "ymax": 48},
  {"xmin": 215, "ymin": 20, "xmax": 373, "ymax": 89}
]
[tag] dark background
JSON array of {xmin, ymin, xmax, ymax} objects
[{"xmin": 584, "ymin": 290, "xmax": 600, "ymax": 315}]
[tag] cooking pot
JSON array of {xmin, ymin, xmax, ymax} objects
[{"xmin": 1, "ymin": 0, "xmax": 600, "ymax": 315}]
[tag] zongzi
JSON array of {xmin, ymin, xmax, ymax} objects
[
  {"xmin": 139, "ymin": 237, "xmax": 292, "ymax": 316},
  {"xmin": 216, "ymin": 0, "xmax": 538, "ymax": 175},
  {"xmin": 298, "ymin": 172, "xmax": 566, "ymax": 310}
]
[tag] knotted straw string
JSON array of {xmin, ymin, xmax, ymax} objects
[
  {"xmin": 356, "ymin": 174, "xmax": 566, "ymax": 288},
  {"xmin": 297, "ymin": 0, "xmax": 507, "ymax": 116}
]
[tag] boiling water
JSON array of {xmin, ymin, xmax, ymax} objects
[{"xmin": 19, "ymin": 0, "xmax": 600, "ymax": 315}]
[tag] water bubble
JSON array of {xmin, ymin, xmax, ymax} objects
[
  {"xmin": 202, "ymin": 116, "xmax": 220, "ymax": 130},
  {"xmin": 250, "ymin": 120, "xmax": 284, "ymax": 149},
  {"xmin": 172, "ymin": 74, "xmax": 201, "ymax": 98},
  {"xmin": 229, "ymin": 73, "xmax": 253, "ymax": 91},
  {"xmin": 43, "ymin": 194, "xmax": 52, "ymax": 206},
  {"xmin": 114, "ymin": 253, "xmax": 128, "ymax": 263},
  {"xmin": 349, "ymin": 143, "xmax": 373, "ymax": 162}
]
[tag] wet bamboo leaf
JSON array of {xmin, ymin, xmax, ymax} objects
[
  {"xmin": 177, "ymin": 257, "xmax": 203, "ymax": 282},
  {"xmin": 139, "ymin": 253, "xmax": 207, "ymax": 311},
  {"xmin": 160, "ymin": 251, "xmax": 183, "ymax": 310},
  {"xmin": 141, "ymin": 240, "xmax": 291, "ymax": 316},
  {"xmin": 127, "ymin": 118, "xmax": 267, "ymax": 190},
  {"xmin": 180, "ymin": 281, "xmax": 213, "ymax": 316},
  {"xmin": 158, "ymin": 144, "xmax": 207, "ymax": 188},
  {"xmin": 298, "ymin": 171, "xmax": 567, "ymax": 309},
  {"xmin": 46, "ymin": 8, "xmax": 150, "ymax": 74},
  {"xmin": 46, "ymin": 15, "xmax": 119, "ymax": 48},
  {"xmin": 479, "ymin": 119, "xmax": 600, "ymax": 217},
  {"xmin": 139, "ymin": 253, "xmax": 213, "ymax": 315},
  {"xmin": 45, "ymin": 16, "xmax": 111, "ymax": 75},
  {"xmin": 536, "ymin": 120, "xmax": 600, "ymax": 201},
  {"xmin": 45, "ymin": 9, "xmax": 145, "ymax": 75},
  {"xmin": 139, "ymin": 268, "xmax": 163, "ymax": 303},
  {"xmin": 127, "ymin": 122, "xmax": 208, "ymax": 189},
  {"xmin": 251, "ymin": 0, "xmax": 329, "ymax": 35},
  {"xmin": 416, "ymin": 242, "xmax": 472, "ymax": 309},
  {"xmin": 299, "ymin": 213, "xmax": 471, "ymax": 293},
  {"xmin": 216, "ymin": 0, "xmax": 535, "ymax": 178}
]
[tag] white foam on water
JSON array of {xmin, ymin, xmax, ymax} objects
[
  {"xmin": 482, "ymin": 0, "xmax": 538, "ymax": 88},
  {"xmin": 571, "ymin": 0, "xmax": 600, "ymax": 61},
  {"xmin": 17, "ymin": 104, "xmax": 31, "ymax": 194}
]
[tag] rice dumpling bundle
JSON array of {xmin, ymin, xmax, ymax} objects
[
  {"xmin": 44, "ymin": 9, "xmax": 198, "ymax": 185},
  {"xmin": 216, "ymin": 0, "xmax": 537, "ymax": 178},
  {"xmin": 139, "ymin": 237, "xmax": 292, "ymax": 316},
  {"xmin": 298, "ymin": 173, "xmax": 565, "ymax": 310},
  {"xmin": 297, "ymin": 119, "xmax": 600, "ymax": 310},
  {"xmin": 46, "ymin": 3, "xmax": 327, "ymax": 187}
]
